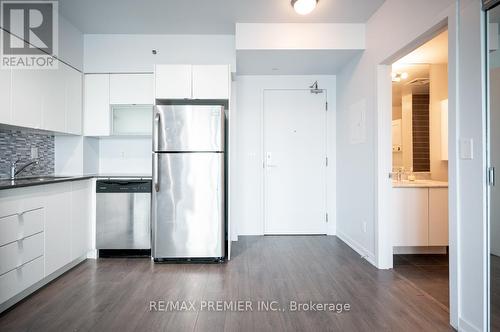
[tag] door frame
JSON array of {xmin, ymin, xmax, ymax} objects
[
  {"xmin": 262, "ymin": 88, "xmax": 329, "ymax": 235},
  {"xmin": 375, "ymin": 18, "xmax": 459, "ymax": 326}
]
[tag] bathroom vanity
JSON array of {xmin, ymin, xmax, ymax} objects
[{"xmin": 392, "ymin": 180, "xmax": 448, "ymax": 249}]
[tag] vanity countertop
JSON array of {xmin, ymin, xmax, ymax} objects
[{"xmin": 392, "ymin": 180, "xmax": 448, "ymax": 188}]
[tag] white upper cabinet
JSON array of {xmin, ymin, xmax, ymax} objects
[
  {"xmin": 110, "ymin": 73, "xmax": 154, "ymax": 105},
  {"xmin": 0, "ymin": 30, "xmax": 82, "ymax": 134},
  {"xmin": 65, "ymin": 66, "xmax": 83, "ymax": 135},
  {"xmin": 155, "ymin": 65, "xmax": 192, "ymax": 99},
  {"xmin": 11, "ymin": 69, "xmax": 44, "ymax": 129},
  {"xmin": 42, "ymin": 63, "xmax": 66, "ymax": 133},
  {"xmin": 155, "ymin": 64, "xmax": 230, "ymax": 100},
  {"xmin": 192, "ymin": 65, "xmax": 230, "ymax": 99},
  {"xmin": 84, "ymin": 74, "xmax": 110, "ymax": 136},
  {"xmin": 0, "ymin": 68, "xmax": 11, "ymax": 125}
]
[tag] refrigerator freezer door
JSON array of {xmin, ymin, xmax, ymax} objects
[
  {"xmin": 152, "ymin": 152, "xmax": 225, "ymax": 259},
  {"xmin": 154, "ymin": 105, "xmax": 224, "ymax": 152}
]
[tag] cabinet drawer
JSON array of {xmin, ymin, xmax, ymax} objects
[
  {"xmin": 0, "ymin": 256, "xmax": 44, "ymax": 304},
  {"xmin": 0, "ymin": 232, "xmax": 44, "ymax": 276},
  {"xmin": 0, "ymin": 208, "xmax": 44, "ymax": 247},
  {"xmin": 0, "ymin": 188, "xmax": 44, "ymax": 218}
]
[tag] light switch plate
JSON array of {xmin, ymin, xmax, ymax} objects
[{"xmin": 460, "ymin": 138, "xmax": 474, "ymax": 160}]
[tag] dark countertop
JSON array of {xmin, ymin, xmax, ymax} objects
[
  {"xmin": 0, "ymin": 174, "xmax": 152, "ymax": 190},
  {"xmin": 0, "ymin": 175, "xmax": 95, "ymax": 191}
]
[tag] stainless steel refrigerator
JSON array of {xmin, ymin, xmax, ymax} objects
[{"xmin": 152, "ymin": 102, "xmax": 226, "ymax": 261}]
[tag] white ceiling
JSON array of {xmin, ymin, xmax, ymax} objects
[
  {"xmin": 237, "ymin": 49, "xmax": 362, "ymax": 75},
  {"xmin": 59, "ymin": 0, "xmax": 386, "ymax": 35},
  {"xmin": 394, "ymin": 30, "xmax": 448, "ymax": 65},
  {"xmin": 392, "ymin": 64, "xmax": 430, "ymax": 106}
]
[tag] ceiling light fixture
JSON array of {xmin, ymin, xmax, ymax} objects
[
  {"xmin": 391, "ymin": 72, "xmax": 409, "ymax": 82},
  {"xmin": 291, "ymin": 0, "xmax": 318, "ymax": 15}
]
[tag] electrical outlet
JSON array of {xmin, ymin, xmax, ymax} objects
[
  {"xmin": 363, "ymin": 222, "xmax": 367, "ymax": 233},
  {"xmin": 31, "ymin": 147, "xmax": 38, "ymax": 159}
]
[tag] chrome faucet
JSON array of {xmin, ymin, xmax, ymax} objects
[{"xmin": 10, "ymin": 159, "xmax": 39, "ymax": 180}]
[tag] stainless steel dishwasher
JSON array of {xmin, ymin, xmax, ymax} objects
[{"xmin": 96, "ymin": 179, "xmax": 152, "ymax": 257}]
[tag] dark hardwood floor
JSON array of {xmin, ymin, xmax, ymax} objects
[
  {"xmin": 393, "ymin": 254, "xmax": 449, "ymax": 308},
  {"xmin": 0, "ymin": 236, "xmax": 453, "ymax": 331}
]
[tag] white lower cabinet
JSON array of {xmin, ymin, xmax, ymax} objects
[
  {"xmin": 70, "ymin": 181, "xmax": 92, "ymax": 260},
  {"xmin": 429, "ymin": 188, "xmax": 449, "ymax": 246},
  {"xmin": 392, "ymin": 187, "xmax": 449, "ymax": 247},
  {"xmin": 0, "ymin": 256, "xmax": 44, "ymax": 305},
  {"xmin": 44, "ymin": 183, "xmax": 73, "ymax": 275},
  {"xmin": 0, "ymin": 180, "xmax": 92, "ymax": 310},
  {"xmin": 392, "ymin": 188, "xmax": 429, "ymax": 247}
]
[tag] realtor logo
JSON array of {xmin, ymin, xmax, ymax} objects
[{"xmin": 1, "ymin": 1, "xmax": 58, "ymax": 69}]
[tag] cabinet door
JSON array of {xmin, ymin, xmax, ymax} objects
[
  {"xmin": 429, "ymin": 188, "xmax": 449, "ymax": 246},
  {"xmin": 155, "ymin": 65, "xmax": 192, "ymax": 99},
  {"xmin": 0, "ymin": 67, "xmax": 11, "ymax": 124},
  {"xmin": 44, "ymin": 183, "xmax": 72, "ymax": 276},
  {"xmin": 42, "ymin": 61, "xmax": 66, "ymax": 133},
  {"xmin": 392, "ymin": 188, "xmax": 429, "ymax": 246},
  {"xmin": 70, "ymin": 180, "xmax": 91, "ymax": 260},
  {"xmin": 11, "ymin": 69, "xmax": 44, "ymax": 129},
  {"xmin": 192, "ymin": 65, "xmax": 230, "ymax": 99},
  {"xmin": 84, "ymin": 74, "xmax": 110, "ymax": 136},
  {"xmin": 65, "ymin": 65, "xmax": 83, "ymax": 135},
  {"xmin": 110, "ymin": 73, "xmax": 154, "ymax": 104}
]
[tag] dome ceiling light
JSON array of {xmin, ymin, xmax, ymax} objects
[{"xmin": 291, "ymin": 0, "xmax": 318, "ymax": 15}]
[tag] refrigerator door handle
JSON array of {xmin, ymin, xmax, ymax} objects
[
  {"xmin": 153, "ymin": 111, "xmax": 161, "ymax": 151},
  {"xmin": 153, "ymin": 153, "xmax": 160, "ymax": 192}
]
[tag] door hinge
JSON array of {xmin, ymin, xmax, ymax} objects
[
  {"xmin": 325, "ymin": 102, "xmax": 328, "ymax": 111},
  {"xmin": 325, "ymin": 156, "xmax": 329, "ymax": 167},
  {"xmin": 488, "ymin": 166, "xmax": 496, "ymax": 186},
  {"xmin": 326, "ymin": 213, "xmax": 329, "ymax": 223}
]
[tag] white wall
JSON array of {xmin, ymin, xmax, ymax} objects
[
  {"xmin": 98, "ymin": 138, "xmax": 152, "ymax": 175},
  {"xmin": 235, "ymin": 23, "xmax": 365, "ymax": 50},
  {"xmin": 55, "ymin": 137, "xmax": 99, "ymax": 175},
  {"xmin": 457, "ymin": 1, "xmax": 487, "ymax": 331},
  {"xmin": 235, "ymin": 75, "xmax": 336, "ymax": 236},
  {"xmin": 336, "ymin": 0, "xmax": 489, "ymax": 330},
  {"xmin": 430, "ymin": 64, "xmax": 449, "ymax": 181},
  {"xmin": 84, "ymin": 34, "xmax": 236, "ymax": 73},
  {"xmin": 59, "ymin": 15, "xmax": 84, "ymax": 71}
]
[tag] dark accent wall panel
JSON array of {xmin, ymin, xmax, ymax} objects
[
  {"xmin": 412, "ymin": 94, "xmax": 430, "ymax": 172},
  {"xmin": 0, "ymin": 129, "xmax": 55, "ymax": 178}
]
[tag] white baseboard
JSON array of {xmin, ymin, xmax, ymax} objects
[
  {"xmin": 458, "ymin": 317, "xmax": 481, "ymax": 332},
  {"xmin": 336, "ymin": 231, "xmax": 377, "ymax": 267}
]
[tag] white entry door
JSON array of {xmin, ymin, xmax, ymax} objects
[{"xmin": 264, "ymin": 89, "xmax": 327, "ymax": 234}]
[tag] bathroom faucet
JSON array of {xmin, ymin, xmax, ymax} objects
[{"xmin": 10, "ymin": 159, "xmax": 39, "ymax": 180}]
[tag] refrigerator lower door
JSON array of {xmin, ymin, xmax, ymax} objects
[{"xmin": 152, "ymin": 152, "xmax": 225, "ymax": 259}]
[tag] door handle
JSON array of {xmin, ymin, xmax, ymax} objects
[
  {"xmin": 153, "ymin": 111, "xmax": 161, "ymax": 152},
  {"xmin": 153, "ymin": 153, "xmax": 160, "ymax": 192}
]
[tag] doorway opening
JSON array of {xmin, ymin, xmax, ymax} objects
[
  {"xmin": 263, "ymin": 89, "xmax": 328, "ymax": 235},
  {"xmin": 386, "ymin": 28, "xmax": 451, "ymax": 309}
]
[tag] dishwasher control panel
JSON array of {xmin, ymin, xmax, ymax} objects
[{"xmin": 96, "ymin": 180, "xmax": 152, "ymax": 193}]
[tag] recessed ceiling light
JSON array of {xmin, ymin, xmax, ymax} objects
[{"xmin": 291, "ymin": 0, "xmax": 318, "ymax": 15}]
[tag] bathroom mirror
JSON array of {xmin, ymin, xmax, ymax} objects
[{"xmin": 392, "ymin": 57, "xmax": 448, "ymax": 176}]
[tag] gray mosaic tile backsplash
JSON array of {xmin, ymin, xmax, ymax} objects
[{"xmin": 0, "ymin": 129, "xmax": 55, "ymax": 179}]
